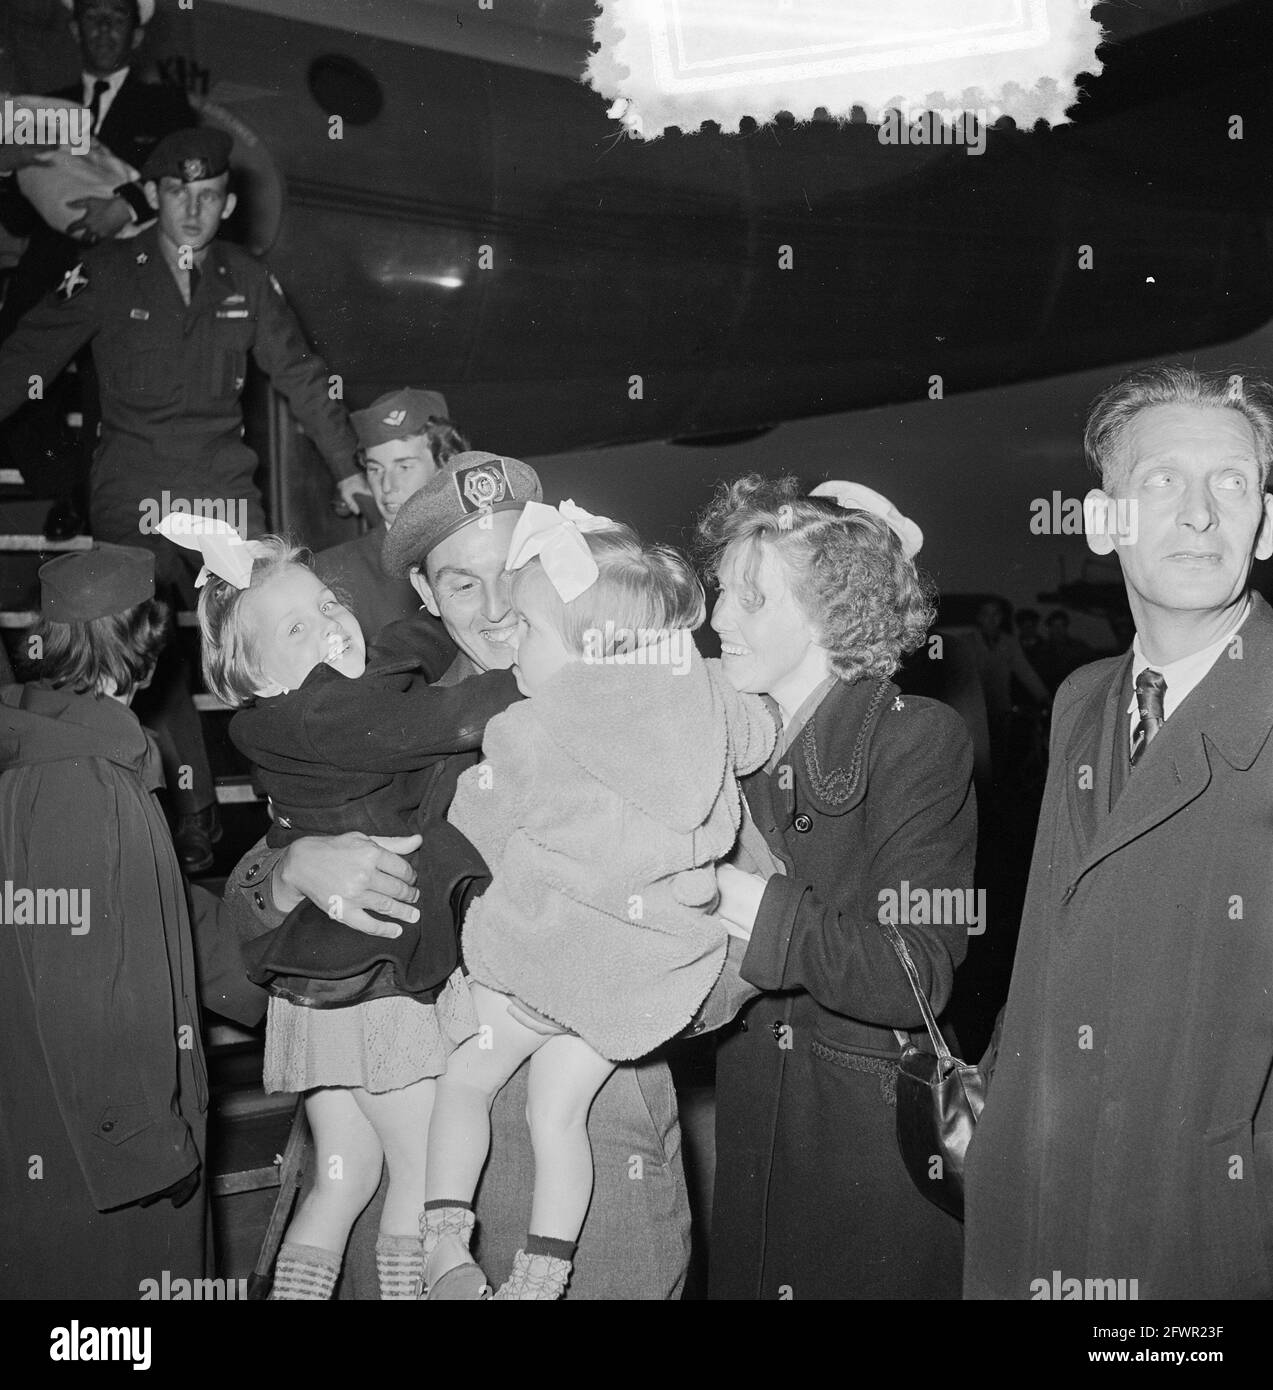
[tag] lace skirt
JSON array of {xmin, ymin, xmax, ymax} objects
[{"xmin": 263, "ymin": 967, "xmax": 478, "ymax": 1094}]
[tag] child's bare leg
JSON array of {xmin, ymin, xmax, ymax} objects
[
  {"xmin": 424, "ymin": 983, "xmax": 550, "ymax": 1292},
  {"xmin": 525, "ymin": 1035, "xmax": 615, "ymax": 1241},
  {"xmin": 352, "ymin": 1077, "xmax": 436, "ymax": 1299},
  {"xmin": 492, "ymin": 1036, "xmax": 615, "ymax": 1300},
  {"xmin": 271, "ymin": 1088, "xmax": 383, "ymax": 1299}
]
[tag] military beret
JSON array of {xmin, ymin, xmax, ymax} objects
[
  {"xmin": 140, "ymin": 126, "xmax": 233, "ymax": 184},
  {"xmin": 352, "ymin": 388, "xmax": 451, "ymax": 450},
  {"xmin": 382, "ymin": 451, "xmax": 542, "ymax": 577},
  {"xmin": 62, "ymin": 0, "xmax": 156, "ymax": 24},
  {"xmin": 40, "ymin": 543, "xmax": 155, "ymax": 623}
]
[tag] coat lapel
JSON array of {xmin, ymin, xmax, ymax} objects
[
  {"xmin": 1074, "ymin": 593, "xmax": 1273, "ymax": 883},
  {"xmin": 1062, "ymin": 653, "xmax": 1128, "ymax": 859}
]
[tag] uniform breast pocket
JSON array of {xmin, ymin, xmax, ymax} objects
[
  {"xmin": 215, "ymin": 320, "xmax": 255, "ymax": 399},
  {"xmin": 115, "ymin": 346, "xmax": 171, "ymax": 404},
  {"xmin": 108, "ymin": 324, "xmax": 174, "ymax": 405}
]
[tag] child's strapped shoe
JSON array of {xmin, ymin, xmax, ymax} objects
[
  {"xmin": 492, "ymin": 1249, "xmax": 572, "ymax": 1301},
  {"xmin": 421, "ymin": 1201, "xmax": 490, "ymax": 1300}
]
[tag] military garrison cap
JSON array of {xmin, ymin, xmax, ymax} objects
[
  {"xmin": 140, "ymin": 126, "xmax": 233, "ymax": 184},
  {"xmin": 40, "ymin": 543, "xmax": 155, "ymax": 623},
  {"xmin": 382, "ymin": 451, "xmax": 542, "ymax": 576},
  {"xmin": 352, "ymin": 388, "xmax": 451, "ymax": 450},
  {"xmin": 61, "ymin": 0, "xmax": 156, "ymax": 23}
]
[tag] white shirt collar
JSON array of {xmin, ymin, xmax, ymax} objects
[
  {"xmin": 82, "ymin": 67, "xmax": 129, "ymax": 116},
  {"xmin": 1128, "ymin": 597, "xmax": 1252, "ymax": 722}
]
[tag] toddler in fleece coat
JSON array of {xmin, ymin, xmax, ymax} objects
[{"xmin": 422, "ymin": 500, "xmax": 776, "ymax": 1300}]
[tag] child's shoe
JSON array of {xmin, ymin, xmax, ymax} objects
[
  {"xmin": 492, "ymin": 1249, "xmax": 571, "ymax": 1301},
  {"xmin": 420, "ymin": 1202, "xmax": 490, "ymax": 1300}
]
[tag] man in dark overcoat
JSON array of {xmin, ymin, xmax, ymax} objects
[{"xmin": 965, "ymin": 365, "xmax": 1273, "ymax": 1300}]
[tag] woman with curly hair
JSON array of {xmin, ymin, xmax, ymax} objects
[{"xmin": 696, "ymin": 475, "xmax": 977, "ymax": 1300}]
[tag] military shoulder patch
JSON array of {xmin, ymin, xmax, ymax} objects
[{"xmin": 57, "ymin": 263, "xmax": 90, "ymax": 302}]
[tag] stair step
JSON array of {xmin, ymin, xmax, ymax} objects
[
  {"xmin": 0, "ymin": 470, "xmax": 24, "ymax": 486},
  {"xmin": 216, "ymin": 776, "xmax": 265, "ymax": 804},
  {"xmin": 0, "ymin": 534, "xmax": 92, "ymax": 552}
]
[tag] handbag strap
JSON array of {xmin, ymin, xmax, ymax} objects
[{"xmin": 880, "ymin": 919, "xmax": 952, "ymax": 1063}]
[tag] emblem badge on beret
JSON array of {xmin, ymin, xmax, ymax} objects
[
  {"xmin": 456, "ymin": 462, "xmax": 509, "ymax": 513},
  {"xmin": 383, "ymin": 409, "xmax": 407, "ymax": 427},
  {"xmin": 57, "ymin": 263, "xmax": 89, "ymax": 301},
  {"xmin": 181, "ymin": 157, "xmax": 211, "ymax": 181}
]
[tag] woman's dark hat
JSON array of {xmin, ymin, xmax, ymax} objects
[{"xmin": 40, "ymin": 543, "xmax": 155, "ymax": 622}]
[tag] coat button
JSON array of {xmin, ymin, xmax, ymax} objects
[
  {"xmin": 100, "ymin": 1120, "xmax": 114, "ymax": 1132},
  {"xmin": 739, "ymin": 1019, "xmax": 748, "ymax": 1032},
  {"xmin": 253, "ymin": 890, "xmax": 265, "ymax": 910},
  {"xmin": 245, "ymin": 862, "xmax": 260, "ymax": 881},
  {"xmin": 793, "ymin": 813, "xmax": 813, "ymax": 833},
  {"xmin": 771, "ymin": 1020, "xmax": 787, "ymax": 1040}
]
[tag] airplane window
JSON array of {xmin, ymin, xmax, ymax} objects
[{"xmin": 307, "ymin": 54, "xmax": 384, "ymax": 126}]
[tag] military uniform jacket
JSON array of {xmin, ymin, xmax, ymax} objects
[
  {"xmin": 0, "ymin": 225, "xmax": 358, "ymax": 529},
  {"xmin": 964, "ymin": 593, "xmax": 1273, "ymax": 1300}
]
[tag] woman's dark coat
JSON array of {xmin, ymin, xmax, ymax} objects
[
  {"xmin": 0, "ymin": 682, "xmax": 265, "ymax": 1299},
  {"xmin": 709, "ymin": 675, "xmax": 977, "ymax": 1299}
]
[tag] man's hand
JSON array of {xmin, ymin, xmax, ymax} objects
[
  {"xmin": 334, "ymin": 471, "xmax": 373, "ymax": 517},
  {"xmin": 0, "ymin": 146, "xmax": 56, "ymax": 175},
  {"xmin": 273, "ymin": 832, "xmax": 421, "ymax": 938},
  {"xmin": 715, "ymin": 863, "xmax": 767, "ymax": 935},
  {"xmin": 65, "ymin": 194, "xmax": 133, "ymax": 243}
]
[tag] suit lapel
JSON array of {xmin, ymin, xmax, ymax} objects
[{"xmin": 97, "ymin": 72, "xmax": 138, "ymax": 150}]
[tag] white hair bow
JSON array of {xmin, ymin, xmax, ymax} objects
[
  {"xmin": 155, "ymin": 512, "xmax": 255, "ymax": 589},
  {"xmin": 505, "ymin": 499, "xmax": 614, "ymax": 602},
  {"xmin": 809, "ymin": 481, "xmax": 924, "ymax": 559}
]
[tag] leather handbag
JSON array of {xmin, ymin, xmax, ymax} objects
[{"xmin": 881, "ymin": 920, "xmax": 986, "ymax": 1221}]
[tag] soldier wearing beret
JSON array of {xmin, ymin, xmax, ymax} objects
[
  {"xmin": 314, "ymin": 387, "xmax": 467, "ymax": 652},
  {"xmin": 0, "ymin": 125, "xmax": 366, "ymax": 870},
  {"xmin": 225, "ymin": 453, "xmax": 693, "ymax": 1299},
  {"xmin": 0, "ymin": 542, "xmax": 266, "ymax": 1298}
]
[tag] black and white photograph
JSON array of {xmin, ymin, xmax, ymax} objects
[{"xmin": 0, "ymin": 0, "xmax": 1268, "ymax": 1359}]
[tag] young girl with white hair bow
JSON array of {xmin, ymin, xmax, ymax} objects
[
  {"xmin": 156, "ymin": 514, "xmax": 516, "ymax": 1303},
  {"xmin": 421, "ymin": 500, "xmax": 778, "ymax": 1301}
]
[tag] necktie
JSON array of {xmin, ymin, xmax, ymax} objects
[
  {"xmin": 1130, "ymin": 668, "xmax": 1167, "ymax": 766},
  {"xmin": 89, "ymin": 79, "xmax": 110, "ymax": 134},
  {"xmin": 187, "ymin": 265, "xmax": 200, "ymax": 305}
]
